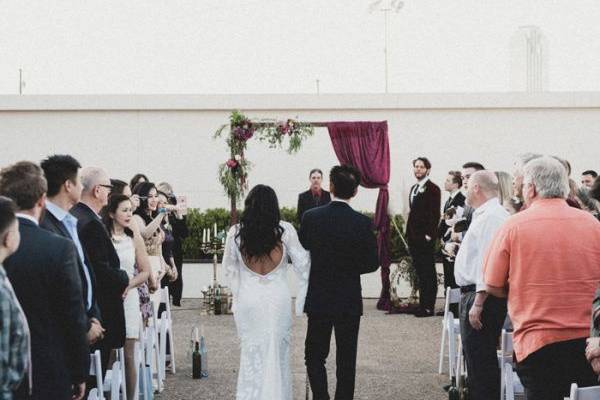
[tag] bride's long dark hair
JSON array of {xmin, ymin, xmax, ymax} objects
[{"xmin": 236, "ymin": 184, "xmax": 284, "ymax": 261}]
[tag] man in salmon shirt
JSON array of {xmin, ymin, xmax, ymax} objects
[{"xmin": 484, "ymin": 156, "xmax": 600, "ymax": 400}]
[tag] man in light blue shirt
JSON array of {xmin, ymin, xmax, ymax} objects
[{"xmin": 40, "ymin": 155, "xmax": 104, "ymax": 345}]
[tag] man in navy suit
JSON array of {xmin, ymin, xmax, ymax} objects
[
  {"xmin": 0, "ymin": 161, "xmax": 89, "ymax": 400},
  {"xmin": 299, "ymin": 165, "xmax": 379, "ymax": 400},
  {"xmin": 40, "ymin": 155, "xmax": 105, "ymax": 346},
  {"xmin": 406, "ymin": 157, "xmax": 441, "ymax": 317}
]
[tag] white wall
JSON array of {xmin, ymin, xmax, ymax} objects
[{"xmin": 1, "ymin": 93, "xmax": 599, "ymax": 216}]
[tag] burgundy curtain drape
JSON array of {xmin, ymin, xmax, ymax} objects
[{"xmin": 327, "ymin": 121, "xmax": 391, "ymax": 310}]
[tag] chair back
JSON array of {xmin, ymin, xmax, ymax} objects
[
  {"xmin": 88, "ymin": 350, "xmax": 104, "ymax": 400},
  {"xmin": 570, "ymin": 383, "xmax": 600, "ymax": 400},
  {"xmin": 159, "ymin": 286, "xmax": 172, "ymax": 321}
]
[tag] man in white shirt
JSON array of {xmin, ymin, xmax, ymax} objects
[{"xmin": 453, "ymin": 170, "xmax": 509, "ymax": 400}]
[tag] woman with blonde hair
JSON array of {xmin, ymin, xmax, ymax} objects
[{"xmin": 495, "ymin": 171, "xmax": 519, "ymax": 214}]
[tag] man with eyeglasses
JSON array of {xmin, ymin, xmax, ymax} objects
[{"xmin": 71, "ymin": 167, "xmax": 129, "ymax": 373}]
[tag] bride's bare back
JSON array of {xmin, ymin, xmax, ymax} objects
[{"xmin": 242, "ymin": 244, "xmax": 283, "ymax": 276}]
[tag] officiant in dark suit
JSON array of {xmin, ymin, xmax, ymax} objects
[
  {"xmin": 297, "ymin": 168, "xmax": 331, "ymax": 222},
  {"xmin": 406, "ymin": 157, "xmax": 441, "ymax": 317},
  {"xmin": 299, "ymin": 165, "xmax": 379, "ymax": 400},
  {"xmin": 0, "ymin": 161, "xmax": 89, "ymax": 400}
]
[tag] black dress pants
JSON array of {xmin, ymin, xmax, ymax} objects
[
  {"xmin": 305, "ymin": 315, "xmax": 360, "ymax": 400},
  {"xmin": 516, "ymin": 337, "xmax": 597, "ymax": 400},
  {"xmin": 409, "ymin": 240, "xmax": 437, "ymax": 312},
  {"xmin": 168, "ymin": 247, "xmax": 184, "ymax": 304},
  {"xmin": 459, "ymin": 292, "xmax": 507, "ymax": 400}
]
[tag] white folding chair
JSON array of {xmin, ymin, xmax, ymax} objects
[
  {"xmin": 87, "ymin": 388, "xmax": 100, "ymax": 400},
  {"xmin": 503, "ymin": 362, "xmax": 525, "ymax": 400},
  {"xmin": 116, "ymin": 347, "xmax": 127, "ymax": 400},
  {"xmin": 438, "ymin": 287, "xmax": 461, "ymax": 375},
  {"xmin": 569, "ymin": 383, "xmax": 600, "ymax": 400},
  {"xmin": 158, "ymin": 286, "xmax": 176, "ymax": 375},
  {"xmin": 148, "ymin": 300, "xmax": 164, "ymax": 392},
  {"xmin": 103, "ymin": 360, "xmax": 122, "ymax": 400},
  {"xmin": 498, "ymin": 330, "xmax": 525, "ymax": 400},
  {"xmin": 88, "ymin": 350, "xmax": 104, "ymax": 400},
  {"xmin": 134, "ymin": 338, "xmax": 149, "ymax": 400}
]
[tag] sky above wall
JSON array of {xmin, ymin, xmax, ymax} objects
[{"xmin": 1, "ymin": 0, "xmax": 599, "ymax": 94}]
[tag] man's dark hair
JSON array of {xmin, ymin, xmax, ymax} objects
[
  {"xmin": 0, "ymin": 161, "xmax": 47, "ymax": 210},
  {"xmin": 462, "ymin": 162, "xmax": 485, "ymax": 171},
  {"xmin": 412, "ymin": 157, "xmax": 432, "ymax": 170},
  {"xmin": 0, "ymin": 196, "xmax": 17, "ymax": 236},
  {"xmin": 330, "ymin": 165, "xmax": 361, "ymax": 200},
  {"xmin": 130, "ymin": 173, "xmax": 149, "ymax": 192},
  {"xmin": 309, "ymin": 168, "xmax": 323, "ymax": 178},
  {"xmin": 583, "ymin": 170, "xmax": 598, "ymax": 178},
  {"xmin": 590, "ymin": 176, "xmax": 600, "ymax": 202},
  {"xmin": 448, "ymin": 171, "xmax": 463, "ymax": 187},
  {"xmin": 40, "ymin": 154, "xmax": 81, "ymax": 197},
  {"xmin": 110, "ymin": 179, "xmax": 128, "ymax": 196}
]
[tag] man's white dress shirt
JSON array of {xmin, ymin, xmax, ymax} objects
[{"xmin": 454, "ymin": 197, "xmax": 509, "ymax": 292}]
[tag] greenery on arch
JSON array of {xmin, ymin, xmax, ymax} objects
[{"xmin": 214, "ymin": 110, "xmax": 315, "ymax": 201}]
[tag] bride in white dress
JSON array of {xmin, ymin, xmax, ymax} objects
[{"xmin": 223, "ymin": 185, "xmax": 310, "ymax": 400}]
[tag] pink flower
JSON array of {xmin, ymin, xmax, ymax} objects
[{"xmin": 226, "ymin": 159, "xmax": 238, "ymax": 169}]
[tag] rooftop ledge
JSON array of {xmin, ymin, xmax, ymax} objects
[{"xmin": 1, "ymin": 92, "xmax": 600, "ymax": 111}]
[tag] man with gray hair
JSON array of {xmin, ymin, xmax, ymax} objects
[
  {"xmin": 71, "ymin": 167, "xmax": 129, "ymax": 373},
  {"xmin": 453, "ymin": 170, "xmax": 509, "ymax": 399},
  {"xmin": 484, "ymin": 156, "xmax": 600, "ymax": 400}
]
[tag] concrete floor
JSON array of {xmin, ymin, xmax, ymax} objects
[{"xmin": 157, "ymin": 299, "xmax": 448, "ymax": 400}]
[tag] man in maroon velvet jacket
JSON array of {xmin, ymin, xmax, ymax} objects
[{"xmin": 406, "ymin": 157, "xmax": 441, "ymax": 317}]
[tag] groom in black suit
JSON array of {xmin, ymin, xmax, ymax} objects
[
  {"xmin": 406, "ymin": 157, "xmax": 441, "ymax": 317},
  {"xmin": 299, "ymin": 165, "xmax": 379, "ymax": 400}
]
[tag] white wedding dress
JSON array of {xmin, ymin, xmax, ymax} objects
[{"xmin": 223, "ymin": 221, "xmax": 310, "ymax": 400}]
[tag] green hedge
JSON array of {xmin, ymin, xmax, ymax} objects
[{"xmin": 182, "ymin": 207, "xmax": 409, "ymax": 261}]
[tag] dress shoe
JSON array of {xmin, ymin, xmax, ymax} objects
[
  {"xmin": 414, "ymin": 308, "xmax": 435, "ymax": 318},
  {"xmin": 435, "ymin": 310, "xmax": 445, "ymax": 316}
]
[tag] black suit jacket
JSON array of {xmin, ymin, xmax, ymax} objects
[
  {"xmin": 5, "ymin": 218, "xmax": 89, "ymax": 399},
  {"xmin": 406, "ymin": 180, "xmax": 442, "ymax": 246},
  {"xmin": 299, "ymin": 201, "xmax": 379, "ymax": 316},
  {"xmin": 297, "ymin": 189, "xmax": 331, "ymax": 222},
  {"xmin": 40, "ymin": 210, "xmax": 101, "ymax": 324},
  {"xmin": 70, "ymin": 203, "xmax": 129, "ymax": 348},
  {"xmin": 438, "ymin": 191, "xmax": 466, "ymax": 240}
]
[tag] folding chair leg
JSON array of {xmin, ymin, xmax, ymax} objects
[{"xmin": 438, "ymin": 321, "xmax": 447, "ymax": 374}]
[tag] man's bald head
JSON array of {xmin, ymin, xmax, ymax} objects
[
  {"xmin": 79, "ymin": 166, "xmax": 112, "ymax": 212},
  {"xmin": 466, "ymin": 170, "xmax": 499, "ymax": 208},
  {"xmin": 81, "ymin": 167, "xmax": 109, "ymax": 194}
]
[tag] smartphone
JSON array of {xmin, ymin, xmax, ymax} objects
[{"xmin": 177, "ymin": 195, "xmax": 188, "ymax": 215}]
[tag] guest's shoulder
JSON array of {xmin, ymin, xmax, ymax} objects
[{"xmin": 298, "ymin": 190, "xmax": 311, "ymax": 198}]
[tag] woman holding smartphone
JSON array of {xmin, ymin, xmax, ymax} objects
[{"xmin": 132, "ymin": 182, "xmax": 176, "ymax": 311}]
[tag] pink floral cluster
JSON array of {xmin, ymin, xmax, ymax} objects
[
  {"xmin": 232, "ymin": 120, "xmax": 254, "ymax": 141},
  {"xmin": 226, "ymin": 154, "xmax": 243, "ymax": 169},
  {"xmin": 276, "ymin": 119, "xmax": 295, "ymax": 136}
]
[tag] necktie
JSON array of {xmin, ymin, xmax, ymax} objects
[
  {"xmin": 411, "ymin": 185, "xmax": 419, "ymax": 205},
  {"xmin": 444, "ymin": 196, "xmax": 453, "ymax": 211}
]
